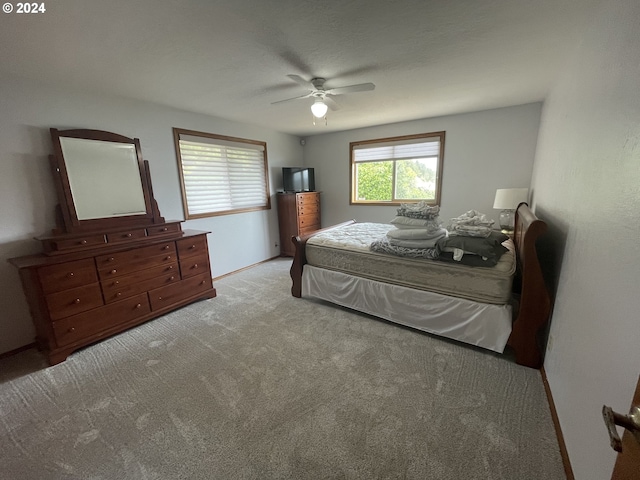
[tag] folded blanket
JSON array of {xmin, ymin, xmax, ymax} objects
[
  {"xmin": 436, "ymin": 231, "xmax": 508, "ymax": 259},
  {"xmin": 447, "ymin": 210, "xmax": 494, "ymax": 237},
  {"xmin": 390, "ymin": 216, "xmax": 441, "ymax": 230},
  {"xmin": 388, "ymin": 237, "xmax": 442, "ymax": 249},
  {"xmin": 370, "ymin": 237, "xmax": 440, "ymax": 259},
  {"xmin": 448, "ymin": 224, "xmax": 493, "ymax": 238},
  {"xmin": 396, "ymin": 201, "xmax": 440, "ymax": 220},
  {"xmin": 386, "ymin": 227, "xmax": 447, "ymax": 241}
]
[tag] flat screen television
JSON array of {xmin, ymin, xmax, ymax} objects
[{"xmin": 282, "ymin": 167, "xmax": 315, "ymax": 193}]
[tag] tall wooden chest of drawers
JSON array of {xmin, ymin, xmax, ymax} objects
[
  {"xmin": 276, "ymin": 192, "xmax": 321, "ymax": 256},
  {"xmin": 9, "ymin": 230, "xmax": 216, "ymax": 365}
]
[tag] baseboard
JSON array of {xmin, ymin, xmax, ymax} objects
[
  {"xmin": 0, "ymin": 342, "xmax": 37, "ymax": 360},
  {"xmin": 212, "ymin": 256, "xmax": 283, "ymax": 281},
  {"xmin": 541, "ymin": 366, "xmax": 574, "ymax": 480}
]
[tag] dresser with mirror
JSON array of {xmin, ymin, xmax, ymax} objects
[{"xmin": 9, "ymin": 129, "xmax": 217, "ymax": 365}]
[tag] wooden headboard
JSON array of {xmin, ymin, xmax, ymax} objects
[{"xmin": 507, "ymin": 202, "xmax": 552, "ymax": 367}]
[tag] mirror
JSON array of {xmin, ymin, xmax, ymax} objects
[
  {"xmin": 59, "ymin": 137, "xmax": 147, "ymax": 220},
  {"xmin": 49, "ymin": 128, "xmax": 161, "ymax": 234}
]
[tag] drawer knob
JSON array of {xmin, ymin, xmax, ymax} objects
[
  {"xmin": 114, "ymin": 280, "xmax": 119, "ymax": 285},
  {"xmin": 74, "ymin": 298, "xmax": 81, "ymax": 304},
  {"xmin": 158, "ymin": 296, "xmax": 162, "ymax": 300},
  {"xmin": 165, "ymin": 255, "xmax": 171, "ymax": 260},
  {"xmin": 108, "ymin": 257, "xmax": 115, "ymax": 262},
  {"xmin": 68, "ymin": 327, "xmax": 75, "ymax": 333},
  {"xmin": 126, "ymin": 233, "xmax": 132, "ymax": 238},
  {"xmin": 68, "ymin": 272, "xmax": 74, "ymax": 277},
  {"xmin": 200, "ymin": 280, "xmax": 206, "ymax": 285},
  {"xmin": 168, "ymin": 265, "xmax": 173, "ymax": 270},
  {"xmin": 193, "ymin": 263, "xmax": 198, "ymax": 268},
  {"xmin": 136, "ymin": 303, "xmax": 142, "ymax": 309},
  {"xmin": 80, "ymin": 240, "xmax": 87, "ymax": 245},
  {"xmin": 116, "ymin": 292, "xmax": 122, "ymax": 297},
  {"xmin": 190, "ymin": 244, "xmax": 196, "ymax": 249},
  {"xmin": 164, "ymin": 245, "xmax": 170, "ymax": 250},
  {"xmin": 111, "ymin": 269, "xmax": 117, "ymax": 274},
  {"xmin": 162, "ymin": 227, "xmax": 168, "ymax": 232},
  {"xmin": 169, "ymin": 276, "xmax": 175, "ymax": 281}
]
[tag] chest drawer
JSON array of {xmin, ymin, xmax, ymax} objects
[
  {"xmin": 52, "ymin": 293, "xmax": 150, "ymax": 347},
  {"xmin": 46, "ymin": 283, "xmax": 104, "ymax": 320},
  {"xmin": 101, "ymin": 261, "xmax": 179, "ymax": 303},
  {"xmin": 297, "ymin": 193, "xmax": 320, "ymax": 206},
  {"xmin": 176, "ymin": 235, "xmax": 208, "ymax": 259},
  {"xmin": 297, "ymin": 202, "xmax": 320, "ymax": 216},
  {"xmin": 180, "ymin": 252, "xmax": 210, "ymax": 279},
  {"xmin": 106, "ymin": 228, "xmax": 147, "ymax": 244},
  {"xmin": 96, "ymin": 243, "xmax": 177, "ymax": 279},
  {"xmin": 299, "ymin": 225, "xmax": 321, "ymax": 236},
  {"xmin": 297, "ymin": 213, "xmax": 320, "ymax": 231},
  {"xmin": 38, "ymin": 258, "xmax": 98, "ymax": 294},
  {"xmin": 149, "ymin": 273, "xmax": 212, "ymax": 311}
]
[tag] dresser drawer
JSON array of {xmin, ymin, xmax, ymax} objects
[
  {"xmin": 96, "ymin": 243, "xmax": 177, "ymax": 278},
  {"xmin": 101, "ymin": 262, "xmax": 179, "ymax": 303},
  {"xmin": 180, "ymin": 252, "xmax": 210, "ymax": 279},
  {"xmin": 38, "ymin": 258, "xmax": 98, "ymax": 294},
  {"xmin": 49, "ymin": 234, "xmax": 106, "ymax": 252},
  {"xmin": 176, "ymin": 235, "xmax": 208, "ymax": 259},
  {"xmin": 52, "ymin": 293, "xmax": 150, "ymax": 347},
  {"xmin": 46, "ymin": 283, "xmax": 104, "ymax": 320},
  {"xmin": 149, "ymin": 273, "xmax": 212, "ymax": 311},
  {"xmin": 147, "ymin": 223, "xmax": 181, "ymax": 237},
  {"xmin": 106, "ymin": 228, "xmax": 147, "ymax": 244}
]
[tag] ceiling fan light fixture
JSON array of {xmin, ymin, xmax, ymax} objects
[{"xmin": 311, "ymin": 99, "xmax": 328, "ymax": 118}]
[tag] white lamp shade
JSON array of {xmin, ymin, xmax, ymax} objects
[
  {"xmin": 493, "ymin": 188, "xmax": 529, "ymax": 210},
  {"xmin": 311, "ymin": 100, "xmax": 328, "ymax": 118}
]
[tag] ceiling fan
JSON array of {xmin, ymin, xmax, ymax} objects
[{"xmin": 272, "ymin": 75, "xmax": 376, "ymax": 119}]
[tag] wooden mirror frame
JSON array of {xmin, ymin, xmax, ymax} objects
[{"xmin": 49, "ymin": 128, "xmax": 164, "ymax": 234}]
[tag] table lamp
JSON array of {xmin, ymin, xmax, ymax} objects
[{"xmin": 493, "ymin": 188, "xmax": 529, "ymax": 233}]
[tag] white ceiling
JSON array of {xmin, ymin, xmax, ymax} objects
[{"xmin": 0, "ymin": 0, "xmax": 599, "ymax": 137}]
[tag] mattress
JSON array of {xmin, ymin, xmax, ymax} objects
[{"xmin": 305, "ymin": 222, "xmax": 516, "ymax": 305}]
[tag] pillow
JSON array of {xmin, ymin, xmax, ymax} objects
[{"xmin": 436, "ymin": 231, "xmax": 508, "ymax": 258}]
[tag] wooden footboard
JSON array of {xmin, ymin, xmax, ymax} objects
[
  {"xmin": 290, "ymin": 220, "xmax": 355, "ymax": 297},
  {"xmin": 290, "ymin": 206, "xmax": 551, "ymax": 369}
]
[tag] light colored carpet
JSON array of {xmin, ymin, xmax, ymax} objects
[{"xmin": 0, "ymin": 258, "xmax": 565, "ymax": 479}]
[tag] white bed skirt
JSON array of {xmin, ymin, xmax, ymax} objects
[{"xmin": 302, "ymin": 265, "xmax": 513, "ymax": 353}]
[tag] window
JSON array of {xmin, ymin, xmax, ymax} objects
[
  {"xmin": 350, "ymin": 131, "xmax": 445, "ymax": 205},
  {"xmin": 173, "ymin": 128, "xmax": 271, "ymax": 218}
]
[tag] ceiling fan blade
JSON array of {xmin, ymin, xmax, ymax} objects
[
  {"xmin": 271, "ymin": 92, "xmax": 314, "ymax": 105},
  {"xmin": 287, "ymin": 74, "xmax": 313, "ymax": 88},
  {"xmin": 324, "ymin": 96, "xmax": 340, "ymax": 111},
  {"xmin": 325, "ymin": 82, "xmax": 376, "ymax": 96}
]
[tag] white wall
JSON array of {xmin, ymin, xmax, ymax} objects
[
  {"xmin": 302, "ymin": 104, "xmax": 541, "ymax": 227},
  {"xmin": 530, "ymin": 0, "xmax": 640, "ymax": 478},
  {"xmin": 0, "ymin": 77, "xmax": 302, "ymax": 355}
]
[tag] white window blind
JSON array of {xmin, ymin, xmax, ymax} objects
[
  {"xmin": 175, "ymin": 130, "xmax": 270, "ymax": 218},
  {"xmin": 353, "ymin": 137, "xmax": 441, "ymax": 163},
  {"xmin": 350, "ymin": 131, "xmax": 445, "ymax": 205}
]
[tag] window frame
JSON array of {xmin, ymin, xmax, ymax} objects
[
  {"xmin": 173, "ymin": 127, "xmax": 271, "ymax": 219},
  {"xmin": 349, "ymin": 131, "xmax": 445, "ymax": 206}
]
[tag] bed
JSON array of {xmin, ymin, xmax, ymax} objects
[{"xmin": 289, "ymin": 203, "xmax": 551, "ymax": 369}]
